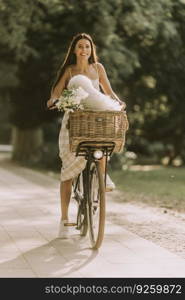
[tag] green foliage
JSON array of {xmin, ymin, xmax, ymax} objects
[
  {"xmin": 0, "ymin": 0, "xmax": 185, "ymax": 166},
  {"xmin": 117, "ymin": 0, "xmax": 185, "ymax": 163}
]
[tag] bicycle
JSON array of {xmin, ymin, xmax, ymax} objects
[
  {"xmin": 73, "ymin": 141, "xmax": 115, "ymax": 249},
  {"xmin": 69, "ymin": 110, "xmax": 128, "ymax": 249}
]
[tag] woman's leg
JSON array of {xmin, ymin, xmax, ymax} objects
[
  {"xmin": 99, "ymin": 157, "xmax": 115, "ymax": 191},
  {"xmin": 60, "ymin": 179, "xmax": 72, "ymax": 221}
]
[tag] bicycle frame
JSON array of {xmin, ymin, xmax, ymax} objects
[{"xmin": 75, "ymin": 141, "xmax": 115, "ymax": 186}]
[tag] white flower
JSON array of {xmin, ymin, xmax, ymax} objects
[{"xmin": 56, "ymin": 87, "xmax": 88, "ymax": 112}]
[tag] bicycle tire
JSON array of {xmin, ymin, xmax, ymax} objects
[{"xmin": 87, "ymin": 160, "xmax": 105, "ymax": 249}]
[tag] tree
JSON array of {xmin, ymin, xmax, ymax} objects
[
  {"xmin": 1, "ymin": 0, "xmax": 185, "ymax": 167},
  {"xmin": 116, "ymin": 0, "xmax": 185, "ymax": 164}
]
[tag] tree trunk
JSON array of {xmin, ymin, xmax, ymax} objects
[{"xmin": 11, "ymin": 126, "xmax": 43, "ymax": 165}]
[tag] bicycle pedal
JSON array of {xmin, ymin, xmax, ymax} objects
[{"xmin": 64, "ymin": 223, "xmax": 77, "ymax": 227}]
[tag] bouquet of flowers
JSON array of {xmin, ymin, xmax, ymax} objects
[{"xmin": 55, "ymin": 86, "xmax": 88, "ymax": 112}]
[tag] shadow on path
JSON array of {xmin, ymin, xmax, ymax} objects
[{"xmin": 0, "ymin": 236, "xmax": 98, "ymax": 277}]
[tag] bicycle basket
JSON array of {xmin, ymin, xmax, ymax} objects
[{"xmin": 68, "ymin": 110, "xmax": 129, "ymax": 153}]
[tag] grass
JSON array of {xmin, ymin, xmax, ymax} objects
[{"xmin": 110, "ymin": 166, "xmax": 185, "ymax": 213}]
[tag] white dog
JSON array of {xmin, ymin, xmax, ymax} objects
[{"xmin": 68, "ymin": 74, "xmax": 121, "ymax": 111}]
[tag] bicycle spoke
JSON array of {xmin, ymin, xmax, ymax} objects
[{"xmin": 73, "ymin": 172, "xmax": 88, "ymax": 236}]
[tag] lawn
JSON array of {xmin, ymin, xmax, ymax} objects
[{"xmin": 110, "ymin": 166, "xmax": 185, "ymax": 213}]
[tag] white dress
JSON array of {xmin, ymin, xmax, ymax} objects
[{"xmin": 59, "ymin": 77, "xmax": 100, "ymax": 182}]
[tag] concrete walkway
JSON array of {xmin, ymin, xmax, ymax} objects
[{"xmin": 0, "ymin": 159, "xmax": 185, "ymax": 278}]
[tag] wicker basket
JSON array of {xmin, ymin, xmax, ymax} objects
[{"xmin": 68, "ymin": 110, "xmax": 129, "ymax": 153}]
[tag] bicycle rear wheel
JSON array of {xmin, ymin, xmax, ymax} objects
[
  {"xmin": 74, "ymin": 173, "xmax": 88, "ymax": 236},
  {"xmin": 87, "ymin": 160, "xmax": 105, "ymax": 249}
]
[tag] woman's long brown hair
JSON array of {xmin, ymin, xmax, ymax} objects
[{"xmin": 51, "ymin": 33, "xmax": 98, "ymax": 93}]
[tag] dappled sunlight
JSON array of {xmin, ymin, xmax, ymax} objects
[{"xmin": 129, "ymin": 165, "xmax": 162, "ymax": 171}]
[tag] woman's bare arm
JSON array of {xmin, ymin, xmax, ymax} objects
[
  {"xmin": 47, "ymin": 68, "xmax": 69, "ymax": 109},
  {"xmin": 97, "ymin": 63, "xmax": 126, "ymax": 109}
]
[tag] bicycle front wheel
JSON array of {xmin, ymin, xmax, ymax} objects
[{"xmin": 87, "ymin": 160, "xmax": 105, "ymax": 249}]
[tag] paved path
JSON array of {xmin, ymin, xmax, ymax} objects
[{"xmin": 0, "ymin": 159, "xmax": 185, "ymax": 278}]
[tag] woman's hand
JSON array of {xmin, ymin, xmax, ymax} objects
[
  {"xmin": 47, "ymin": 98, "xmax": 58, "ymax": 110},
  {"xmin": 47, "ymin": 99, "xmax": 53, "ymax": 108},
  {"xmin": 118, "ymin": 101, "xmax": 126, "ymax": 111}
]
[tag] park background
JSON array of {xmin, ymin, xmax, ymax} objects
[{"xmin": 0, "ymin": 0, "xmax": 185, "ymax": 212}]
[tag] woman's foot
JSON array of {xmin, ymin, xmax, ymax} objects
[
  {"xmin": 105, "ymin": 174, "xmax": 116, "ymax": 192},
  {"xmin": 58, "ymin": 219, "xmax": 69, "ymax": 239}
]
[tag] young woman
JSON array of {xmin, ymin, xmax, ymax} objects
[{"xmin": 47, "ymin": 33, "xmax": 126, "ymax": 238}]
